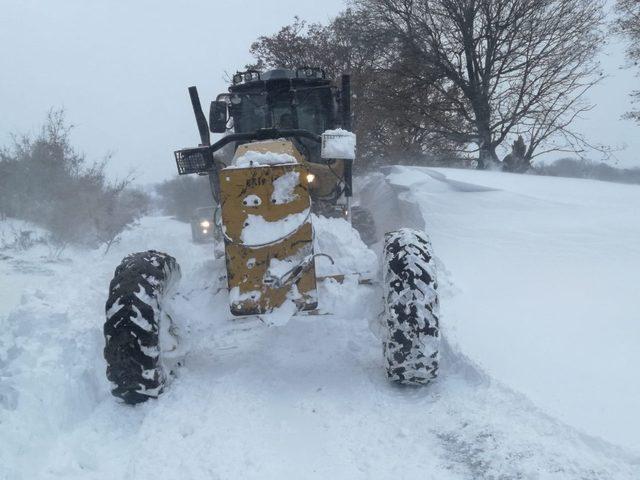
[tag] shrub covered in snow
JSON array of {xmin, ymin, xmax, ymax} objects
[
  {"xmin": 0, "ymin": 109, "xmax": 150, "ymax": 248},
  {"xmin": 534, "ymin": 158, "xmax": 640, "ymax": 184},
  {"xmin": 155, "ymin": 175, "xmax": 214, "ymax": 222}
]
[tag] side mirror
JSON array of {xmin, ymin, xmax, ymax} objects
[{"xmin": 209, "ymin": 101, "xmax": 228, "ymax": 133}]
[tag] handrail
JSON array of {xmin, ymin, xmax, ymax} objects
[{"xmin": 209, "ymin": 128, "xmax": 321, "ymax": 153}]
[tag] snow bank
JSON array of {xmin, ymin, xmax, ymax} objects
[
  {"xmin": 312, "ymin": 214, "xmax": 377, "ymax": 277},
  {"xmin": 382, "ymin": 166, "xmax": 640, "ymax": 452}
]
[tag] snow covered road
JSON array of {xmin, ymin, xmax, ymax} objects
[{"xmin": 1, "ymin": 169, "xmax": 639, "ymax": 479}]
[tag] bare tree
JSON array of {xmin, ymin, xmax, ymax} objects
[
  {"xmin": 360, "ymin": 0, "xmax": 605, "ymax": 169},
  {"xmin": 249, "ymin": 11, "xmax": 462, "ymax": 167},
  {"xmin": 93, "ymin": 179, "xmax": 150, "ymax": 254},
  {"xmin": 615, "ymin": 0, "xmax": 640, "ymax": 122}
]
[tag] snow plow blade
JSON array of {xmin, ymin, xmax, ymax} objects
[{"xmin": 219, "ymin": 140, "xmax": 317, "ymax": 315}]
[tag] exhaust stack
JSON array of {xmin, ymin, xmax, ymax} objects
[{"xmin": 188, "ymin": 86, "xmax": 210, "ymax": 146}]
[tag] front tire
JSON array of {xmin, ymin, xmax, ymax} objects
[
  {"xmin": 382, "ymin": 229, "xmax": 440, "ymax": 384},
  {"xmin": 104, "ymin": 250, "xmax": 180, "ymax": 404}
]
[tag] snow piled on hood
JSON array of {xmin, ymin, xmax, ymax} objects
[{"xmin": 231, "ymin": 150, "xmax": 297, "ymax": 168}]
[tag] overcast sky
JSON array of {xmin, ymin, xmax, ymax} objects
[{"xmin": 1, "ymin": 0, "xmax": 638, "ymax": 184}]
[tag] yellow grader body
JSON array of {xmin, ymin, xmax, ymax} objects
[{"xmin": 220, "ymin": 140, "xmax": 318, "ymax": 315}]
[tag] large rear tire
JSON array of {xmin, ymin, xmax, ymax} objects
[
  {"xmin": 382, "ymin": 229, "xmax": 440, "ymax": 384},
  {"xmin": 104, "ymin": 250, "xmax": 180, "ymax": 404}
]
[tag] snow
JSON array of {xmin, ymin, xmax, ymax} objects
[
  {"xmin": 230, "ymin": 150, "xmax": 297, "ymax": 168},
  {"xmin": 228, "ymin": 287, "xmax": 261, "ymax": 304},
  {"xmin": 312, "ymin": 214, "xmax": 378, "ymax": 278},
  {"xmin": 0, "ymin": 219, "xmax": 60, "ymax": 318},
  {"xmin": 267, "ymin": 255, "xmax": 301, "ymax": 279},
  {"xmin": 270, "ymin": 170, "xmax": 299, "ymax": 204},
  {"xmin": 258, "ymin": 286, "xmax": 302, "ymax": 327},
  {"xmin": 240, "ymin": 208, "xmax": 310, "ymax": 246},
  {"xmin": 1, "ymin": 169, "xmax": 639, "ymax": 479},
  {"xmin": 321, "ymin": 129, "xmax": 356, "ymax": 160}
]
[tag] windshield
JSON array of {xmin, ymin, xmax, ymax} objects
[
  {"xmin": 295, "ymin": 88, "xmax": 331, "ymax": 133},
  {"xmin": 229, "ymin": 93, "xmax": 267, "ymax": 133},
  {"xmin": 230, "ymin": 87, "xmax": 333, "ymax": 135}
]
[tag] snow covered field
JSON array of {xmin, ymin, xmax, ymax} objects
[
  {"xmin": 369, "ymin": 167, "xmax": 640, "ymax": 452},
  {"xmin": 1, "ymin": 168, "xmax": 639, "ymax": 479}
]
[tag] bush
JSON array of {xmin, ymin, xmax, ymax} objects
[
  {"xmin": 534, "ymin": 158, "xmax": 640, "ymax": 185},
  {"xmin": 0, "ymin": 109, "xmax": 150, "ymax": 249},
  {"xmin": 155, "ymin": 175, "xmax": 214, "ymax": 222}
]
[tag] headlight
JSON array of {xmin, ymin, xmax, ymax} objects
[
  {"xmin": 202, "ymin": 228, "xmax": 208, "ymax": 234},
  {"xmin": 306, "ymin": 173, "xmax": 316, "ymax": 183},
  {"xmin": 200, "ymin": 220, "xmax": 211, "ymax": 228}
]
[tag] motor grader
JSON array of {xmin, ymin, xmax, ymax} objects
[{"xmin": 103, "ymin": 68, "xmax": 441, "ymax": 404}]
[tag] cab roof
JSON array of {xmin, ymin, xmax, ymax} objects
[{"xmin": 229, "ymin": 68, "xmax": 332, "ymax": 92}]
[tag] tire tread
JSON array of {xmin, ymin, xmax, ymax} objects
[
  {"xmin": 382, "ymin": 228, "xmax": 440, "ymax": 384},
  {"xmin": 104, "ymin": 250, "xmax": 180, "ymax": 404}
]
